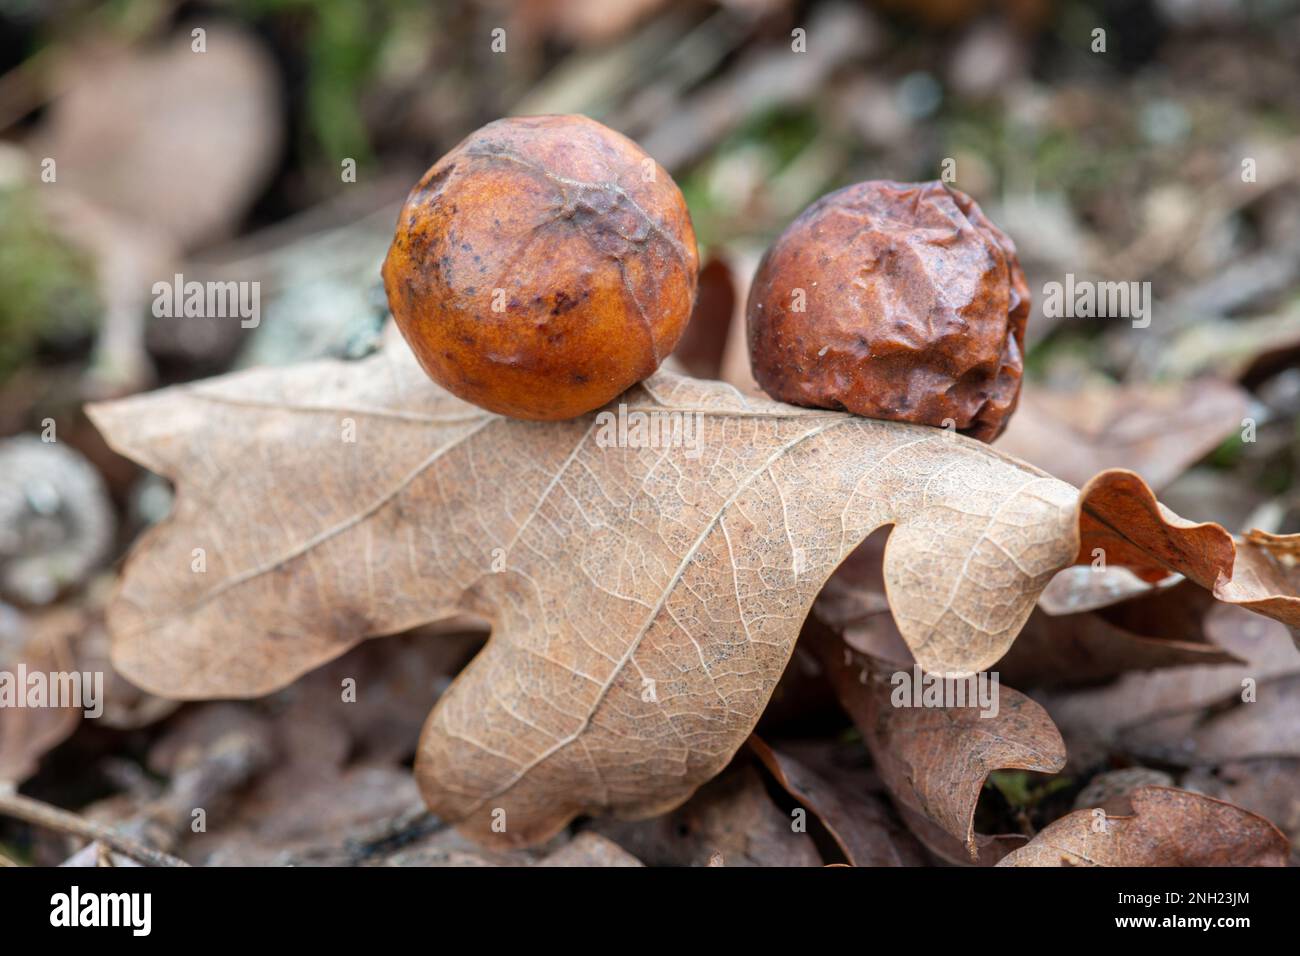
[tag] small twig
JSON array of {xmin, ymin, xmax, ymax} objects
[
  {"xmin": 345, "ymin": 804, "xmax": 440, "ymax": 860},
  {"xmin": 0, "ymin": 788, "xmax": 189, "ymax": 867}
]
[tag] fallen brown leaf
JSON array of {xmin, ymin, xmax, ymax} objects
[
  {"xmin": 999, "ymin": 582, "xmax": 1240, "ymax": 689},
  {"xmin": 998, "ymin": 786, "xmax": 1288, "ymax": 866},
  {"xmin": 1075, "ymin": 470, "xmax": 1300, "ymax": 623},
  {"xmin": 822, "ymin": 534, "xmax": 1241, "ymax": 689},
  {"xmin": 996, "ymin": 608, "xmax": 1240, "ymax": 689},
  {"xmin": 748, "ymin": 736, "xmax": 925, "ymax": 866},
  {"xmin": 85, "ymin": 340, "xmax": 1300, "ymax": 846},
  {"xmin": 1245, "ymin": 528, "xmax": 1300, "ymax": 564},
  {"xmin": 1183, "ymin": 759, "xmax": 1300, "ymax": 856},
  {"xmin": 804, "ymin": 615, "xmax": 1066, "ymax": 861}
]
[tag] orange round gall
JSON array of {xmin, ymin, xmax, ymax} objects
[{"xmin": 382, "ymin": 115, "xmax": 699, "ymax": 420}]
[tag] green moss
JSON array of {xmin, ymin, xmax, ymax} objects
[
  {"xmin": 677, "ymin": 106, "xmax": 821, "ymax": 249},
  {"xmin": 1024, "ymin": 329, "xmax": 1107, "ymax": 378},
  {"xmin": 0, "ymin": 841, "xmax": 32, "ymax": 865},
  {"xmin": 0, "ymin": 187, "xmax": 101, "ymax": 380},
  {"xmin": 986, "ymin": 769, "xmax": 1073, "ymax": 810},
  {"xmin": 725, "ymin": 107, "xmax": 821, "ymax": 170},
  {"xmin": 1208, "ymin": 431, "xmax": 1247, "ymax": 469},
  {"xmin": 234, "ymin": 0, "xmax": 426, "ymax": 173}
]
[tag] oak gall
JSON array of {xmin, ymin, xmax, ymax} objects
[
  {"xmin": 382, "ymin": 115, "xmax": 699, "ymax": 420},
  {"xmin": 746, "ymin": 180, "xmax": 1029, "ymax": 441}
]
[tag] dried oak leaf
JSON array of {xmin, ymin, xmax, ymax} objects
[
  {"xmin": 748, "ymin": 736, "xmax": 926, "ymax": 866},
  {"xmin": 1182, "ymin": 760, "xmax": 1300, "ymax": 855},
  {"xmin": 85, "ymin": 341, "xmax": 1300, "ymax": 847},
  {"xmin": 997, "ymin": 786, "xmax": 1288, "ymax": 867},
  {"xmin": 804, "ymin": 615, "xmax": 1064, "ymax": 862},
  {"xmin": 1075, "ymin": 470, "xmax": 1300, "ymax": 624}
]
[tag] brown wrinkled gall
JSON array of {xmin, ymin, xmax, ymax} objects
[
  {"xmin": 746, "ymin": 180, "xmax": 1029, "ymax": 441},
  {"xmin": 382, "ymin": 114, "xmax": 699, "ymax": 420}
]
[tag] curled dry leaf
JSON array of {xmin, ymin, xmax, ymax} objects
[
  {"xmin": 1245, "ymin": 528, "xmax": 1300, "ymax": 565},
  {"xmin": 748, "ymin": 736, "xmax": 926, "ymax": 866},
  {"xmin": 804, "ymin": 616, "xmax": 1065, "ymax": 862},
  {"xmin": 1075, "ymin": 469, "xmax": 1300, "ymax": 627},
  {"xmin": 997, "ymin": 786, "xmax": 1288, "ymax": 867},
  {"xmin": 85, "ymin": 340, "xmax": 1300, "ymax": 846}
]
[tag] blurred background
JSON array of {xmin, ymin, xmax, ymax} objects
[
  {"xmin": 2, "ymin": 1, "xmax": 1299, "ymax": 522},
  {"xmin": 1, "ymin": 0, "xmax": 1300, "ymax": 864}
]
